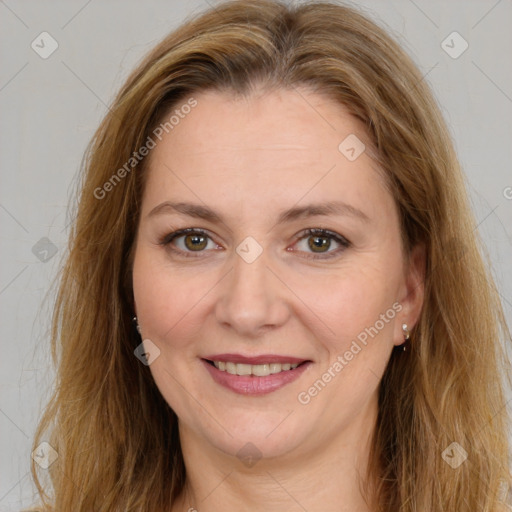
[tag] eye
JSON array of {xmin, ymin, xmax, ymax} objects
[
  {"xmin": 291, "ymin": 228, "xmax": 350, "ymax": 259},
  {"xmin": 160, "ymin": 228, "xmax": 221, "ymax": 257},
  {"xmin": 159, "ymin": 227, "xmax": 350, "ymax": 260}
]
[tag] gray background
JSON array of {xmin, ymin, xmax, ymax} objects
[{"xmin": 1, "ymin": 0, "xmax": 511, "ymax": 509}]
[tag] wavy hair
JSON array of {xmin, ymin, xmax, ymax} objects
[{"xmin": 27, "ymin": 1, "xmax": 511, "ymax": 510}]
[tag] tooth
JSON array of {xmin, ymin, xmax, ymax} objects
[
  {"xmin": 213, "ymin": 361, "xmax": 301, "ymax": 375},
  {"xmin": 269, "ymin": 363, "xmax": 282, "ymax": 374},
  {"xmin": 226, "ymin": 362, "xmax": 237, "ymax": 375},
  {"xmin": 236, "ymin": 363, "xmax": 252, "ymax": 376},
  {"xmin": 252, "ymin": 364, "xmax": 271, "ymax": 377}
]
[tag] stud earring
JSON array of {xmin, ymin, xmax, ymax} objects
[
  {"xmin": 402, "ymin": 323, "xmax": 410, "ymax": 351},
  {"xmin": 133, "ymin": 316, "xmax": 141, "ymax": 335}
]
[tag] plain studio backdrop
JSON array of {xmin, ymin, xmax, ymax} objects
[{"xmin": 0, "ymin": 0, "xmax": 511, "ymax": 509}]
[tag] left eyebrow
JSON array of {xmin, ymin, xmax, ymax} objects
[{"xmin": 275, "ymin": 200, "xmax": 370, "ymax": 224}]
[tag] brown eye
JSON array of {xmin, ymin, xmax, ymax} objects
[
  {"xmin": 184, "ymin": 233, "xmax": 208, "ymax": 251},
  {"xmin": 293, "ymin": 228, "xmax": 351, "ymax": 260},
  {"xmin": 308, "ymin": 235, "xmax": 331, "ymax": 253},
  {"xmin": 161, "ymin": 228, "xmax": 220, "ymax": 257}
]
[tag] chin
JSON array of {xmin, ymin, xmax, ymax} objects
[
  {"xmin": 208, "ymin": 424, "xmax": 308, "ymax": 463},
  {"xmin": 177, "ymin": 401, "xmax": 313, "ymax": 463}
]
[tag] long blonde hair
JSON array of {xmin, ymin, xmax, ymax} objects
[{"xmin": 27, "ymin": 1, "xmax": 511, "ymax": 510}]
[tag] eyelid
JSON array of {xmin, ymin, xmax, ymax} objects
[{"xmin": 160, "ymin": 227, "xmax": 212, "ymax": 246}]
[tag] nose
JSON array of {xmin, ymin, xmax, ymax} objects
[{"xmin": 214, "ymin": 246, "xmax": 291, "ymax": 338}]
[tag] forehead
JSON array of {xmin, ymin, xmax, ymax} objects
[
  {"xmin": 150, "ymin": 87, "xmax": 371, "ymax": 160},
  {"xmin": 141, "ymin": 88, "xmax": 391, "ymax": 222}
]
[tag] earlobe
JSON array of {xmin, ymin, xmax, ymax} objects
[{"xmin": 395, "ymin": 243, "xmax": 426, "ymax": 345}]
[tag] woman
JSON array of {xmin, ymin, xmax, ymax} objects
[{"xmin": 27, "ymin": 1, "xmax": 511, "ymax": 510}]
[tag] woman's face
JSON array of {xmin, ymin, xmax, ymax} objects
[{"xmin": 132, "ymin": 88, "xmax": 423, "ymax": 461}]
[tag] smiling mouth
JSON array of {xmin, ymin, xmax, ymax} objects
[{"xmin": 203, "ymin": 359, "xmax": 308, "ymax": 377}]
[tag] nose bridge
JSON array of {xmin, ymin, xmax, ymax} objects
[{"xmin": 214, "ymin": 239, "xmax": 289, "ymax": 335}]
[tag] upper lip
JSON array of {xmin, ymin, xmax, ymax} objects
[{"xmin": 203, "ymin": 353, "xmax": 310, "ymax": 365}]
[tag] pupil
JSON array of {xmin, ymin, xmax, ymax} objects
[
  {"xmin": 309, "ymin": 236, "xmax": 330, "ymax": 252},
  {"xmin": 185, "ymin": 234, "xmax": 207, "ymax": 251}
]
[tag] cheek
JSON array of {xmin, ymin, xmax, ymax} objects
[
  {"xmin": 132, "ymin": 249, "xmax": 216, "ymax": 348},
  {"xmin": 292, "ymin": 266, "xmax": 400, "ymax": 422},
  {"xmin": 285, "ymin": 259, "xmax": 401, "ymax": 353},
  {"xmin": 132, "ymin": 251, "xmax": 213, "ymax": 413}
]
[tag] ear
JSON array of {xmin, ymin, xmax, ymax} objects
[{"xmin": 394, "ymin": 243, "xmax": 426, "ymax": 346}]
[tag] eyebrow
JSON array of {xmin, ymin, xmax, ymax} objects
[{"xmin": 147, "ymin": 200, "xmax": 370, "ymax": 225}]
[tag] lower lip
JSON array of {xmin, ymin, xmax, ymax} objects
[{"xmin": 202, "ymin": 359, "xmax": 312, "ymax": 395}]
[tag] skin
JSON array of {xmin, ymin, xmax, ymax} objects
[{"xmin": 132, "ymin": 87, "xmax": 425, "ymax": 512}]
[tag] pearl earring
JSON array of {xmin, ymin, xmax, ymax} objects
[
  {"xmin": 133, "ymin": 316, "xmax": 141, "ymax": 335},
  {"xmin": 402, "ymin": 323, "xmax": 410, "ymax": 351}
]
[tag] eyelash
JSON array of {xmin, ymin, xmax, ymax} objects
[{"xmin": 159, "ymin": 227, "xmax": 351, "ymax": 260}]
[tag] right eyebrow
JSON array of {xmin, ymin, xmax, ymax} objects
[{"xmin": 147, "ymin": 201, "xmax": 224, "ymax": 223}]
